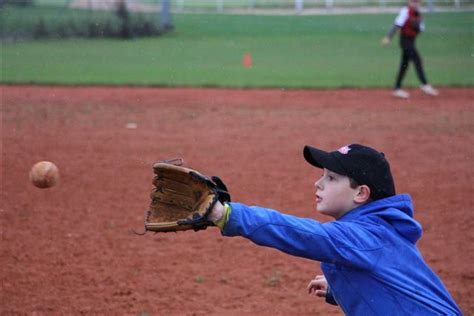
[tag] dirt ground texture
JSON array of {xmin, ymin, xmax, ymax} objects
[{"xmin": 1, "ymin": 85, "xmax": 473, "ymax": 315}]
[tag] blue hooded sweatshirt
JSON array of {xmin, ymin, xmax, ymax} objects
[{"xmin": 223, "ymin": 194, "xmax": 462, "ymax": 315}]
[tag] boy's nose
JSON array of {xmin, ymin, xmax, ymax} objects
[{"xmin": 315, "ymin": 179, "xmax": 322, "ymax": 189}]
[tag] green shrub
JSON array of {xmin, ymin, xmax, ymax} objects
[
  {"xmin": 33, "ymin": 17, "xmax": 48, "ymax": 38},
  {"xmin": 0, "ymin": 0, "xmax": 34, "ymax": 7},
  {"xmin": 133, "ymin": 18, "xmax": 162, "ymax": 37},
  {"xmin": 0, "ymin": 4, "xmax": 162, "ymax": 41}
]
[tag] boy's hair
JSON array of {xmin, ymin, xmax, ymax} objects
[
  {"xmin": 303, "ymin": 144, "xmax": 395, "ymax": 201},
  {"xmin": 348, "ymin": 177, "xmax": 360, "ymax": 189},
  {"xmin": 348, "ymin": 177, "xmax": 375, "ymax": 202}
]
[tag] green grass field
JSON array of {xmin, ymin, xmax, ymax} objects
[
  {"xmin": 1, "ymin": 8, "xmax": 473, "ymax": 88},
  {"xmin": 34, "ymin": 0, "xmax": 413, "ymax": 9}
]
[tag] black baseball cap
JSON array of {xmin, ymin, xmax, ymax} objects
[{"xmin": 303, "ymin": 144, "xmax": 395, "ymax": 200}]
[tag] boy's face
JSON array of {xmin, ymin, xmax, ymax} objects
[
  {"xmin": 314, "ymin": 169, "xmax": 361, "ymax": 219},
  {"xmin": 408, "ymin": 0, "xmax": 421, "ymax": 9}
]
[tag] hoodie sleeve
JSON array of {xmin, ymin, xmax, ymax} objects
[{"xmin": 223, "ymin": 203, "xmax": 385, "ymax": 270}]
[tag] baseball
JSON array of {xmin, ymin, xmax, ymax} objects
[{"xmin": 29, "ymin": 161, "xmax": 60, "ymax": 189}]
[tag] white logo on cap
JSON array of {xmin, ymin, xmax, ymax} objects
[{"xmin": 338, "ymin": 145, "xmax": 351, "ymax": 154}]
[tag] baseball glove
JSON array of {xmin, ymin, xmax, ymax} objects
[{"xmin": 143, "ymin": 160, "xmax": 230, "ymax": 233}]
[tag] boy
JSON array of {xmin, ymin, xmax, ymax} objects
[
  {"xmin": 208, "ymin": 144, "xmax": 462, "ymax": 314},
  {"xmin": 382, "ymin": 0, "xmax": 439, "ymax": 99}
]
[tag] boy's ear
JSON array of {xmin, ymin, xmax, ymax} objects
[{"xmin": 354, "ymin": 185, "xmax": 371, "ymax": 204}]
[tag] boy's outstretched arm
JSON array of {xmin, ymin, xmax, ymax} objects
[{"xmin": 208, "ymin": 202, "xmax": 385, "ymax": 268}]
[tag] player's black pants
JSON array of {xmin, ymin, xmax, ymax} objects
[{"xmin": 395, "ymin": 35, "xmax": 428, "ymax": 89}]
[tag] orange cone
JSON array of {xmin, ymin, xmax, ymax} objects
[{"xmin": 242, "ymin": 52, "xmax": 252, "ymax": 68}]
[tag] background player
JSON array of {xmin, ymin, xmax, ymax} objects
[{"xmin": 382, "ymin": 0, "xmax": 439, "ymax": 99}]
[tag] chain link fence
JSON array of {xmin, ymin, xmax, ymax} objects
[
  {"xmin": 37, "ymin": 0, "xmax": 474, "ymax": 13},
  {"xmin": 172, "ymin": 0, "xmax": 473, "ymax": 12}
]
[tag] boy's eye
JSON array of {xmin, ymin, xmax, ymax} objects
[{"xmin": 327, "ymin": 175, "xmax": 334, "ymax": 181}]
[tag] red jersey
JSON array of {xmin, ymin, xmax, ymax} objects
[{"xmin": 395, "ymin": 6, "xmax": 424, "ymax": 38}]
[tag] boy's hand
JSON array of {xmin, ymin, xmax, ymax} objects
[
  {"xmin": 381, "ymin": 36, "xmax": 390, "ymax": 46},
  {"xmin": 208, "ymin": 200, "xmax": 225, "ymax": 224},
  {"xmin": 307, "ymin": 275, "xmax": 328, "ymax": 298}
]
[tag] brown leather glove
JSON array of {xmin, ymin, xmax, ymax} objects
[{"xmin": 143, "ymin": 161, "xmax": 230, "ymax": 233}]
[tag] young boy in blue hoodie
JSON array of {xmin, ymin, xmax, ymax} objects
[{"xmin": 208, "ymin": 144, "xmax": 462, "ymax": 315}]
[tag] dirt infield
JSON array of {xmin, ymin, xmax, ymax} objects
[{"xmin": 2, "ymin": 85, "xmax": 473, "ymax": 315}]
